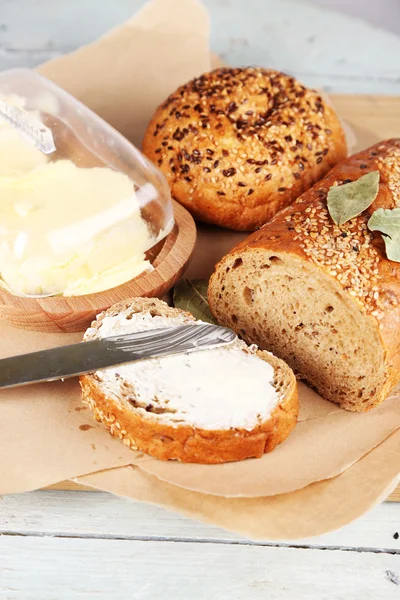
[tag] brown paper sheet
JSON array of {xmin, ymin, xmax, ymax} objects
[
  {"xmin": 0, "ymin": 0, "xmax": 211, "ymax": 494},
  {"xmin": 77, "ymin": 430, "xmax": 400, "ymax": 540},
  {"xmin": 0, "ymin": 0, "xmax": 398, "ymax": 539},
  {"xmin": 2, "ymin": 229, "xmax": 399, "ymax": 498},
  {"xmin": 38, "ymin": 0, "xmax": 211, "ymax": 148},
  {"xmin": 0, "ymin": 325, "xmax": 137, "ymax": 494},
  {"xmin": 134, "ymin": 383, "xmax": 400, "ymax": 497}
]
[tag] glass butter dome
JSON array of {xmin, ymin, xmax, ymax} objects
[{"xmin": 0, "ymin": 69, "xmax": 174, "ymax": 297}]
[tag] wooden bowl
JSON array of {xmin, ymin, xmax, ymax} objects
[{"xmin": 0, "ymin": 201, "xmax": 196, "ymax": 333}]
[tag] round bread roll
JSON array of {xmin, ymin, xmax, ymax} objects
[{"xmin": 143, "ymin": 67, "xmax": 347, "ymax": 231}]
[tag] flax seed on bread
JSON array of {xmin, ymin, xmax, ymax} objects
[
  {"xmin": 80, "ymin": 298, "xmax": 298, "ymax": 464},
  {"xmin": 142, "ymin": 67, "xmax": 347, "ymax": 231},
  {"xmin": 209, "ymin": 139, "xmax": 400, "ymax": 412}
]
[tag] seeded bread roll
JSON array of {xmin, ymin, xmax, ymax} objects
[
  {"xmin": 80, "ymin": 298, "xmax": 298, "ymax": 464},
  {"xmin": 209, "ymin": 139, "xmax": 400, "ymax": 412},
  {"xmin": 142, "ymin": 67, "xmax": 347, "ymax": 231}
]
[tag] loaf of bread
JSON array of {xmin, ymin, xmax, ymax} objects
[
  {"xmin": 209, "ymin": 139, "xmax": 400, "ymax": 412},
  {"xmin": 142, "ymin": 67, "xmax": 347, "ymax": 231},
  {"xmin": 80, "ymin": 298, "xmax": 298, "ymax": 463}
]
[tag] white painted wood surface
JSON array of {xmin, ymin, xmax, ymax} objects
[
  {"xmin": 0, "ymin": 491, "xmax": 399, "ymax": 552},
  {"xmin": 1, "ymin": 535, "xmax": 399, "ymax": 600},
  {"xmin": 1, "ymin": 1, "xmax": 400, "ymax": 597},
  {"xmin": 1, "ymin": 0, "xmax": 400, "ymax": 93},
  {"xmin": 0, "ymin": 492, "xmax": 399, "ymax": 599}
]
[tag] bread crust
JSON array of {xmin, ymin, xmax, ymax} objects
[
  {"xmin": 209, "ymin": 139, "xmax": 400, "ymax": 411},
  {"xmin": 80, "ymin": 298, "xmax": 298, "ymax": 464},
  {"xmin": 142, "ymin": 67, "xmax": 347, "ymax": 231}
]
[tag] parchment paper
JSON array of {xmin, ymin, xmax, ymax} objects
[
  {"xmin": 135, "ymin": 383, "xmax": 400, "ymax": 497},
  {"xmin": 0, "ymin": 0, "xmax": 211, "ymax": 494},
  {"xmin": 1, "ymin": 230, "xmax": 400, "ymax": 496},
  {"xmin": 0, "ymin": 326, "xmax": 135, "ymax": 494},
  {"xmin": 38, "ymin": 0, "xmax": 211, "ymax": 148},
  {"xmin": 77, "ymin": 430, "xmax": 400, "ymax": 540},
  {"xmin": 0, "ymin": 0, "xmax": 398, "ymax": 539}
]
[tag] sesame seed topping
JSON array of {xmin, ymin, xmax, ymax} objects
[
  {"xmin": 381, "ymin": 146, "xmax": 400, "ymax": 206},
  {"xmin": 148, "ymin": 67, "xmax": 340, "ymax": 214},
  {"xmin": 223, "ymin": 168, "xmax": 237, "ymax": 177},
  {"xmin": 283, "ymin": 142, "xmax": 400, "ymax": 317}
]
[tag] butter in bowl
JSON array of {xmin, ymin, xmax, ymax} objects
[{"xmin": 0, "ymin": 69, "xmax": 196, "ymax": 333}]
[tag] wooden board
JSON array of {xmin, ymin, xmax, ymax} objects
[
  {"xmin": 0, "ymin": 200, "xmax": 196, "ymax": 333},
  {"xmin": 48, "ymin": 93, "xmax": 400, "ymax": 500},
  {"xmin": 44, "ymin": 480, "xmax": 400, "ymax": 501},
  {"xmin": 332, "ymin": 94, "xmax": 400, "ymax": 147},
  {"xmin": 45, "ymin": 93, "xmax": 400, "ymax": 499},
  {"xmin": 311, "ymin": 92, "xmax": 400, "ymax": 503}
]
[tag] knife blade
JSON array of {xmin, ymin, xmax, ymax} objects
[{"xmin": 0, "ymin": 323, "xmax": 236, "ymax": 390}]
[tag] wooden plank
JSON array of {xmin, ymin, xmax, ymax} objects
[
  {"xmin": 308, "ymin": 0, "xmax": 400, "ymax": 36},
  {"xmin": 2, "ymin": 0, "xmax": 400, "ymax": 503},
  {"xmin": 45, "ymin": 481, "xmax": 88, "ymax": 492},
  {"xmin": 2, "ymin": 0, "xmax": 400, "ymax": 95},
  {"xmin": 389, "ymin": 486, "xmax": 400, "ymax": 502},
  {"xmin": 0, "ymin": 534, "xmax": 399, "ymax": 600},
  {"xmin": 331, "ymin": 94, "xmax": 400, "ymax": 142},
  {"xmin": 46, "ymin": 479, "xmax": 400, "ymax": 502},
  {"xmin": 1, "ymin": 47, "xmax": 399, "ymax": 94},
  {"xmin": 1, "ymin": 491, "xmax": 399, "ymax": 551},
  {"xmin": 41, "ymin": 90, "xmax": 400, "ymax": 500}
]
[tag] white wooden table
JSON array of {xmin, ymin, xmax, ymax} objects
[
  {"xmin": 1, "ymin": 1, "xmax": 400, "ymax": 598},
  {"xmin": 0, "ymin": 492, "xmax": 399, "ymax": 599}
]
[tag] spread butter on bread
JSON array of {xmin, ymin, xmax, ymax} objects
[
  {"xmin": 209, "ymin": 139, "xmax": 400, "ymax": 412},
  {"xmin": 80, "ymin": 298, "xmax": 298, "ymax": 463}
]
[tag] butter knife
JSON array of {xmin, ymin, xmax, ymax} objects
[{"xmin": 0, "ymin": 323, "xmax": 236, "ymax": 390}]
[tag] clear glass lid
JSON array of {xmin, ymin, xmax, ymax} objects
[{"xmin": 0, "ymin": 68, "xmax": 174, "ymax": 297}]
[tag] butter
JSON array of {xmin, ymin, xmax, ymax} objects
[
  {"xmin": 0, "ymin": 83, "xmax": 172, "ymax": 297},
  {"xmin": 0, "ymin": 152, "xmax": 156, "ymax": 297},
  {"xmin": 0, "ymin": 118, "xmax": 48, "ymax": 177},
  {"xmin": 90, "ymin": 310, "xmax": 279, "ymax": 431}
]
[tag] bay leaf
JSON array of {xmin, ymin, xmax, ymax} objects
[
  {"xmin": 327, "ymin": 170, "xmax": 380, "ymax": 226},
  {"xmin": 173, "ymin": 279, "xmax": 218, "ymax": 324},
  {"xmin": 368, "ymin": 207, "xmax": 400, "ymax": 262}
]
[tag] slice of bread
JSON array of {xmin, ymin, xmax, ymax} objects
[{"xmin": 80, "ymin": 298, "xmax": 298, "ymax": 464}]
